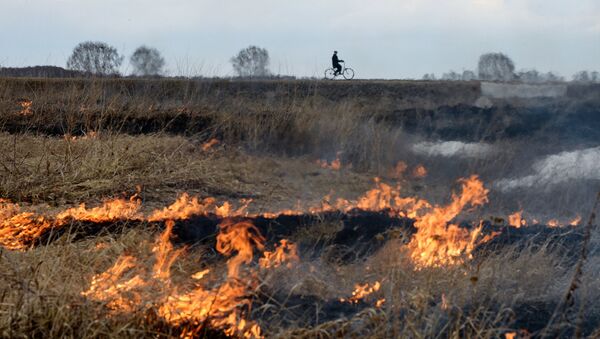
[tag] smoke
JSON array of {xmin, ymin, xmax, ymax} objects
[
  {"xmin": 496, "ymin": 146, "xmax": 600, "ymax": 190},
  {"xmin": 412, "ymin": 141, "xmax": 494, "ymax": 158}
]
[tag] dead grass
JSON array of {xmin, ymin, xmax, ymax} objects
[
  {"xmin": 1, "ymin": 224, "xmax": 596, "ymax": 338},
  {"xmin": 0, "ymin": 132, "xmax": 375, "ymax": 209}
]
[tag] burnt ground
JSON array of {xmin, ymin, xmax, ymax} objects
[{"xmin": 42, "ymin": 211, "xmax": 587, "ymax": 264}]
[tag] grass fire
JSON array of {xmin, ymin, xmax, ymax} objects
[{"xmin": 0, "ymin": 77, "xmax": 599, "ymax": 338}]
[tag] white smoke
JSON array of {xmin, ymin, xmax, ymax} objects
[
  {"xmin": 412, "ymin": 141, "xmax": 493, "ymax": 158},
  {"xmin": 497, "ymin": 146, "xmax": 600, "ymax": 190}
]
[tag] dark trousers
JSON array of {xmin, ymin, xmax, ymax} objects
[{"xmin": 334, "ymin": 64, "xmax": 342, "ymax": 75}]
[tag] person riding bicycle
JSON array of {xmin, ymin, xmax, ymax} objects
[{"xmin": 332, "ymin": 51, "xmax": 344, "ymax": 76}]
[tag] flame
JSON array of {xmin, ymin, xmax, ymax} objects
[
  {"xmin": 407, "ymin": 175, "xmax": 494, "ymax": 268},
  {"xmin": 202, "ymin": 138, "xmax": 220, "ymax": 151},
  {"xmin": 390, "ymin": 161, "xmax": 408, "ymax": 179},
  {"xmin": 56, "ymin": 196, "xmax": 142, "ymax": 223},
  {"xmin": 505, "ymin": 332, "xmax": 517, "ymax": 339},
  {"xmin": 508, "ymin": 210, "xmax": 526, "ymax": 228},
  {"xmin": 83, "ymin": 219, "xmax": 269, "ymax": 337},
  {"xmin": 441, "ymin": 293, "xmax": 449, "ymax": 310},
  {"xmin": 216, "ymin": 219, "xmax": 265, "ymax": 278},
  {"xmin": 148, "ymin": 193, "xmax": 217, "ymax": 222},
  {"xmin": 158, "ymin": 219, "xmax": 266, "ymax": 338},
  {"xmin": 547, "ymin": 219, "xmax": 559, "ymax": 227},
  {"xmin": 81, "ymin": 254, "xmax": 146, "ymax": 312},
  {"xmin": 340, "ymin": 281, "xmax": 381, "ymax": 304},
  {"xmin": 17, "ymin": 99, "xmax": 33, "ymax": 116},
  {"xmin": 413, "ymin": 164, "xmax": 427, "ymax": 178},
  {"xmin": 317, "ymin": 151, "xmax": 343, "ymax": 171},
  {"xmin": 64, "ymin": 131, "xmax": 99, "ymax": 142},
  {"xmin": 569, "ymin": 216, "xmax": 581, "ymax": 226},
  {"xmin": 259, "ymin": 239, "xmax": 299, "ymax": 269},
  {"xmin": 152, "ymin": 220, "xmax": 185, "ymax": 280},
  {"xmin": 0, "ymin": 200, "xmax": 54, "ymax": 250},
  {"xmin": 310, "ymin": 178, "xmax": 430, "ymax": 218}
]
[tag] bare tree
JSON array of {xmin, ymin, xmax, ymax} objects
[
  {"xmin": 441, "ymin": 71, "xmax": 461, "ymax": 81},
  {"xmin": 517, "ymin": 69, "xmax": 542, "ymax": 83},
  {"xmin": 478, "ymin": 52, "xmax": 515, "ymax": 81},
  {"xmin": 130, "ymin": 46, "xmax": 165, "ymax": 76},
  {"xmin": 573, "ymin": 70, "xmax": 599, "ymax": 82},
  {"xmin": 66, "ymin": 41, "xmax": 123, "ymax": 75},
  {"xmin": 422, "ymin": 73, "xmax": 436, "ymax": 81},
  {"xmin": 544, "ymin": 72, "xmax": 564, "ymax": 82},
  {"xmin": 517, "ymin": 69, "xmax": 564, "ymax": 83},
  {"xmin": 230, "ymin": 45, "xmax": 271, "ymax": 78}
]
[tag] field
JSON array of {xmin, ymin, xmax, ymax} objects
[{"xmin": 1, "ymin": 78, "xmax": 600, "ymax": 338}]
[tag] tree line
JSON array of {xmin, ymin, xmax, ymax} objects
[
  {"xmin": 64, "ymin": 41, "xmax": 269, "ymax": 78},
  {"xmin": 424, "ymin": 52, "xmax": 600, "ymax": 83}
]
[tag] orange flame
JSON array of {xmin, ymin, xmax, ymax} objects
[
  {"xmin": 340, "ymin": 281, "xmax": 381, "ymax": 304},
  {"xmin": 413, "ymin": 164, "xmax": 427, "ymax": 178},
  {"xmin": 81, "ymin": 255, "xmax": 145, "ymax": 312},
  {"xmin": 441, "ymin": 293, "xmax": 449, "ymax": 310},
  {"xmin": 148, "ymin": 194, "xmax": 217, "ymax": 222},
  {"xmin": 17, "ymin": 99, "xmax": 33, "ymax": 116},
  {"xmin": 152, "ymin": 220, "xmax": 185, "ymax": 280},
  {"xmin": 216, "ymin": 219, "xmax": 265, "ymax": 278},
  {"xmin": 317, "ymin": 151, "xmax": 344, "ymax": 171},
  {"xmin": 63, "ymin": 131, "xmax": 99, "ymax": 142},
  {"xmin": 569, "ymin": 216, "xmax": 581, "ymax": 226},
  {"xmin": 83, "ymin": 219, "xmax": 268, "ymax": 337},
  {"xmin": 0, "ymin": 200, "xmax": 53, "ymax": 250},
  {"xmin": 202, "ymin": 138, "xmax": 220, "ymax": 152},
  {"xmin": 390, "ymin": 161, "xmax": 408, "ymax": 179},
  {"xmin": 310, "ymin": 178, "xmax": 430, "ymax": 218},
  {"xmin": 259, "ymin": 239, "xmax": 299, "ymax": 269},
  {"xmin": 158, "ymin": 219, "xmax": 266, "ymax": 337},
  {"xmin": 508, "ymin": 211, "xmax": 526, "ymax": 228},
  {"xmin": 56, "ymin": 196, "xmax": 142, "ymax": 223},
  {"xmin": 407, "ymin": 175, "xmax": 494, "ymax": 268}
]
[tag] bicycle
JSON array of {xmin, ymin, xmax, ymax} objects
[{"xmin": 324, "ymin": 61, "xmax": 355, "ymax": 80}]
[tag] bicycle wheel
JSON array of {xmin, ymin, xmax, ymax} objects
[
  {"xmin": 324, "ymin": 68, "xmax": 336, "ymax": 80},
  {"xmin": 343, "ymin": 68, "xmax": 355, "ymax": 80}
]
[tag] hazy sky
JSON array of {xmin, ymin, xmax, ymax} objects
[{"xmin": 1, "ymin": 0, "xmax": 598, "ymax": 79}]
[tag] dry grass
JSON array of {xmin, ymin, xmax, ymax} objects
[
  {"xmin": 0, "ymin": 78, "xmax": 480, "ymax": 174},
  {"xmin": 2, "ymin": 225, "xmax": 597, "ymax": 338},
  {"xmin": 0, "ymin": 132, "xmax": 375, "ymax": 210}
]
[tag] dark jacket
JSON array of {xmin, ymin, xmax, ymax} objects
[{"xmin": 332, "ymin": 54, "xmax": 342, "ymax": 67}]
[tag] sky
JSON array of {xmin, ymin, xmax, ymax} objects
[{"xmin": 0, "ymin": 0, "xmax": 599, "ymax": 79}]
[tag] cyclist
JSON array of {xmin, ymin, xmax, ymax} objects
[{"xmin": 332, "ymin": 51, "xmax": 344, "ymax": 76}]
